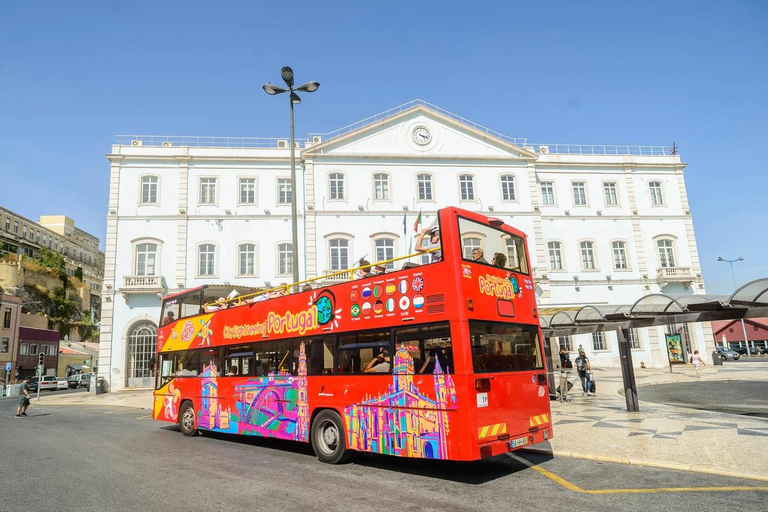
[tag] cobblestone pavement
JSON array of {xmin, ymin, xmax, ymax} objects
[
  {"xmin": 38, "ymin": 363, "xmax": 768, "ymax": 480},
  {"xmin": 529, "ymin": 362, "xmax": 768, "ymax": 481}
]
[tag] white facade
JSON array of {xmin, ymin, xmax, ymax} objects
[{"xmin": 99, "ymin": 101, "xmax": 712, "ymax": 390}]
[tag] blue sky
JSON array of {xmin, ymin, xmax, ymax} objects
[{"xmin": 1, "ymin": 0, "xmax": 765, "ymax": 294}]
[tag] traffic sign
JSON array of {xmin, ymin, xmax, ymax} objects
[{"xmin": 4, "ymin": 362, "xmax": 10, "ymax": 372}]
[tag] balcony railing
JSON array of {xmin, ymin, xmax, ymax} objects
[
  {"xmin": 321, "ymin": 271, "xmax": 352, "ymax": 283},
  {"xmin": 122, "ymin": 275, "xmax": 164, "ymax": 290},
  {"xmin": 657, "ymin": 267, "xmax": 694, "ymax": 283}
]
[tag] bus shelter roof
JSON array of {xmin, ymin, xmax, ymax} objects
[{"xmin": 540, "ymin": 278, "xmax": 768, "ymax": 337}]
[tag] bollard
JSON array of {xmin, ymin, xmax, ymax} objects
[{"xmin": 712, "ymin": 351, "xmax": 723, "ymax": 366}]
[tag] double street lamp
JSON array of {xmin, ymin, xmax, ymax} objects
[
  {"xmin": 263, "ymin": 67, "xmax": 320, "ymax": 289},
  {"xmin": 717, "ymin": 256, "xmax": 751, "ymax": 356}
]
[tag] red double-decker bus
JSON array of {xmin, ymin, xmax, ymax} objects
[{"xmin": 153, "ymin": 207, "xmax": 551, "ymax": 463}]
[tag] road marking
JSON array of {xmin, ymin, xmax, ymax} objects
[{"xmin": 507, "ymin": 453, "xmax": 768, "ymax": 494}]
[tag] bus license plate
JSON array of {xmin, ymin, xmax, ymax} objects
[{"xmin": 509, "ymin": 437, "xmax": 528, "ymax": 449}]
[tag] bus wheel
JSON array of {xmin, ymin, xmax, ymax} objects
[
  {"xmin": 179, "ymin": 401, "xmax": 197, "ymax": 437},
  {"xmin": 311, "ymin": 410, "xmax": 351, "ymax": 464}
]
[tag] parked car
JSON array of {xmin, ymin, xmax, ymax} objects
[
  {"xmin": 38, "ymin": 375, "xmax": 59, "ymax": 391},
  {"xmin": 28, "ymin": 377, "xmax": 39, "ymax": 392},
  {"xmin": 67, "ymin": 373, "xmax": 91, "ymax": 389},
  {"xmin": 715, "ymin": 347, "xmax": 740, "ymax": 361},
  {"xmin": 734, "ymin": 347, "xmax": 748, "ymax": 355},
  {"xmin": 56, "ymin": 376, "xmax": 68, "ymax": 390}
]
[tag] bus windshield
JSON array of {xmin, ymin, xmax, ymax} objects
[
  {"xmin": 458, "ymin": 217, "xmax": 529, "ymax": 274},
  {"xmin": 469, "ymin": 321, "xmax": 543, "ymax": 372}
]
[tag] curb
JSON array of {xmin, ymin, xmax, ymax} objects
[{"xmin": 520, "ymin": 446, "xmax": 768, "ymax": 483}]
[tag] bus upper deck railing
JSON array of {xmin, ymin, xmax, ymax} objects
[{"xmin": 203, "ymin": 248, "xmax": 440, "ymax": 310}]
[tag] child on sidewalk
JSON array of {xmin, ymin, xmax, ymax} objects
[{"xmin": 691, "ymin": 349, "xmax": 705, "ymax": 378}]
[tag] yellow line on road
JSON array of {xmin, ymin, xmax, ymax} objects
[{"xmin": 507, "ymin": 454, "xmax": 768, "ymax": 494}]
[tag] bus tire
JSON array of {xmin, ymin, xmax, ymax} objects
[
  {"xmin": 311, "ymin": 410, "xmax": 352, "ymax": 464},
  {"xmin": 179, "ymin": 401, "xmax": 197, "ymax": 437}
]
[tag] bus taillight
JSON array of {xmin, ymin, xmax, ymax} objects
[
  {"xmin": 475, "ymin": 378, "xmax": 491, "ymax": 392},
  {"xmin": 536, "ymin": 374, "xmax": 547, "ymax": 385}
]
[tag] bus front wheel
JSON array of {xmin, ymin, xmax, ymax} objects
[
  {"xmin": 179, "ymin": 401, "xmax": 197, "ymax": 437},
  {"xmin": 311, "ymin": 410, "xmax": 352, "ymax": 464}
]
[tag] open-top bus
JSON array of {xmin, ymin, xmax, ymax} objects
[{"xmin": 153, "ymin": 206, "xmax": 551, "ymax": 463}]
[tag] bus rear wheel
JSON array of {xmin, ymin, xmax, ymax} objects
[
  {"xmin": 179, "ymin": 401, "xmax": 197, "ymax": 437},
  {"xmin": 311, "ymin": 410, "xmax": 352, "ymax": 464}
]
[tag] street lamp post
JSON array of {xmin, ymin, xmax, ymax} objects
[
  {"xmin": 717, "ymin": 256, "xmax": 750, "ymax": 356},
  {"xmin": 263, "ymin": 67, "xmax": 320, "ymax": 290}
]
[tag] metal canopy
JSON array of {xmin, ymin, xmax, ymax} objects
[{"xmin": 540, "ymin": 278, "xmax": 768, "ymax": 337}]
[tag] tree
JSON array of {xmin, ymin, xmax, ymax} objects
[
  {"xmin": 74, "ymin": 267, "xmax": 83, "ymax": 280},
  {"xmin": 34, "ymin": 248, "xmax": 66, "ymax": 271}
]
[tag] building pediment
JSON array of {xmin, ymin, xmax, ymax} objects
[{"xmin": 303, "ymin": 103, "xmax": 537, "ymax": 161}]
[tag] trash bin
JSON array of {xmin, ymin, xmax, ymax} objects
[{"xmin": 712, "ymin": 351, "xmax": 723, "ymax": 365}]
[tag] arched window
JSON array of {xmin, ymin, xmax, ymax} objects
[
  {"xmin": 373, "ymin": 237, "xmax": 396, "ymax": 269},
  {"xmin": 417, "ymin": 173, "xmax": 433, "ymax": 201},
  {"xmin": 459, "ymin": 174, "xmax": 475, "ymax": 201},
  {"xmin": 277, "ymin": 243, "xmax": 293, "ymax": 276},
  {"xmin": 649, "ymin": 181, "xmax": 664, "ymax": 206},
  {"xmin": 500, "ymin": 175, "xmax": 516, "ymax": 201},
  {"xmin": 135, "ymin": 243, "xmax": 158, "ymax": 276},
  {"xmin": 128, "ymin": 321, "xmax": 156, "ymax": 380},
  {"xmin": 329, "ymin": 173, "xmax": 345, "ymax": 200},
  {"xmin": 328, "ymin": 238, "xmax": 349, "ymax": 271},
  {"xmin": 373, "ymin": 173, "xmax": 390, "ymax": 201},
  {"xmin": 238, "ymin": 243, "xmax": 257, "ymax": 276},
  {"xmin": 657, "ymin": 239, "xmax": 676, "ymax": 268},
  {"xmin": 198, "ymin": 244, "xmax": 216, "ymax": 276}
]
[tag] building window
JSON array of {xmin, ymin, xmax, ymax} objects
[
  {"xmin": 29, "ymin": 344, "xmax": 38, "ymax": 355},
  {"xmin": 20, "ymin": 343, "xmax": 29, "ymax": 355},
  {"xmin": 239, "ymin": 178, "xmax": 256, "ymax": 204},
  {"xmin": 3, "ymin": 308, "xmax": 11, "ymax": 329},
  {"xmin": 198, "ymin": 244, "xmax": 216, "ymax": 276},
  {"xmin": 35, "ymin": 231, "xmax": 39, "ymax": 243},
  {"xmin": 558, "ymin": 336, "xmax": 572, "ymax": 351},
  {"xmin": 373, "ymin": 173, "xmax": 390, "ymax": 201},
  {"xmin": 627, "ymin": 329, "xmax": 641, "ymax": 349},
  {"xmin": 657, "ymin": 239, "xmax": 676, "ymax": 268},
  {"xmin": 462, "ymin": 237, "xmax": 482, "ymax": 259},
  {"xmin": 649, "ymin": 181, "xmax": 664, "ymax": 206},
  {"xmin": 417, "ymin": 174, "xmax": 433, "ymax": 201},
  {"xmin": 603, "ymin": 182, "xmax": 618, "ymax": 206},
  {"xmin": 374, "ymin": 238, "xmax": 395, "ymax": 269},
  {"xmin": 199, "ymin": 178, "xmax": 217, "ymax": 205},
  {"xmin": 42, "ymin": 234, "xmax": 46, "ymax": 246},
  {"xmin": 22, "ymin": 226, "xmax": 27, "ymax": 238},
  {"xmin": 592, "ymin": 332, "xmax": 606, "ymax": 351},
  {"xmin": 135, "ymin": 243, "xmax": 158, "ymax": 276},
  {"xmin": 140, "ymin": 176, "xmax": 158, "ymax": 204},
  {"xmin": 54, "ymin": 240, "xmax": 58, "ymax": 251},
  {"xmin": 0, "ymin": 337, "xmax": 8, "ymax": 353},
  {"xmin": 4, "ymin": 218, "xmax": 8, "ymax": 231},
  {"xmin": 505, "ymin": 238, "xmax": 520, "ymax": 269},
  {"xmin": 277, "ymin": 178, "xmax": 292, "ymax": 204},
  {"xmin": 612, "ymin": 241, "xmax": 628, "ymax": 269},
  {"xmin": 459, "ymin": 174, "xmax": 475, "ymax": 201},
  {"xmin": 547, "ymin": 241, "xmax": 563, "ymax": 271},
  {"xmin": 13, "ymin": 221, "xmax": 18, "ymax": 234},
  {"xmin": 238, "ymin": 243, "xmax": 257, "ymax": 276},
  {"xmin": 580, "ymin": 241, "xmax": 596, "ymax": 270},
  {"xmin": 128, "ymin": 322, "xmax": 156, "ymax": 380},
  {"xmin": 278, "ymin": 243, "xmax": 293, "ymax": 276},
  {"xmin": 329, "ymin": 173, "xmax": 345, "ymax": 200},
  {"xmin": 328, "ymin": 239, "xmax": 349, "ymax": 271},
  {"xmin": 541, "ymin": 181, "xmax": 555, "ymax": 206},
  {"xmin": 500, "ymin": 175, "xmax": 516, "ymax": 201},
  {"xmin": 572, "ymin": 182, "xmax": 587, "ymax": 206}
]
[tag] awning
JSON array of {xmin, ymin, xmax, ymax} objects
[{"xmin": 67, "ymin": 364, "xmax": 90, "ymax": 370}]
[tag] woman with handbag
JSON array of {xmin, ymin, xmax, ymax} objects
[{"xmin": 574, "ymin": 349, "xmax": 593, "ymax": 396}]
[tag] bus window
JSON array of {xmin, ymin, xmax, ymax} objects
[
  {"xmin": 174, "ymin": 350, "xmax": 200, "ymax": 377},
  {"xmin": 224, "ymin": 345, "xmax": 253, "ymax": 377},
  {"xmin": 160, "ymin": 298, "xmax": 180, "ymax": 326},
  {"xmin": 469, "ymin": 321, "xmax": 543, "ymax": 372},
  {"xmin": 395, "ymin": 323, "xmax": 453, "ymax": 374},
  {"xmin": 157, "ymin": 353, "xmax": 175, "ymax": 388},
  {"xmin": 253, "ymin": 340, "xmax": 293, "ymax": 376},
  {"xmin": 199, "ymin": 347, "xmax": 225, "ymax": 374},
  {"xmin": 306, "ymin": 337, "xmax": 334, "ymax": 376},
  {"xmin": 180, "ymin": 288, "xmax": 204, "ymax": 319},
  {"xmin": 337, "ymin": 330, "xmax": 390, "ymax": 375},
  {"xmin": 458, "ymin": 217, "xmax": 529, "ymax": 274}
]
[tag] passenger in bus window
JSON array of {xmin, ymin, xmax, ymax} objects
[
  {"xmin": 162, "ymin": 311, "xmax": 175, "ymax": 326},
  {"xmin": 372, "ymin": 264, "xmax": 386, "ymax": 275},
  {"xmin": 365, "ymin": 350, "xmax": 391, "ymax": 373},
  {"xmin": 416, "ymin": 228, "xmax": 442, "ymax": 262},
  {"xmin": 226, "ymin": 365, "xmax": 238, "ymax": 376},
  {"xmin": 492, "ymin": 252, "xmax": 507, "ymax": 268},
  {"xmin": 471, "ymin": 249, "xmax": 487, "ymax": 264}
]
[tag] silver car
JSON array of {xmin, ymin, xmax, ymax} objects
[{"xmin": 56, "ymin": 376, "xmax": 68, "ymax": 390}]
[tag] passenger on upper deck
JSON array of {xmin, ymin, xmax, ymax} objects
[
  {"xmin": 471, "ymin": 248, "xmax": 487, "ymax": 264},
  {"xmin": 162, "ymin": 311, "xmax": 175, "ymax": 326},
  {"xmin": 365, "ymin": 350, "xmax": 391, "ymax": 373},
  {"xmin": 416, "ymin": 228, "xmax": 442, "ymax": 263},
  {"xmin": 354, "ymin": 259, "xmax": 371, "ymax": 280},
  {"xmin": 492, "ymin": 252, "xmax": 507, "ymax": 268}
]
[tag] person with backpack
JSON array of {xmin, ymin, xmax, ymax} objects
[{"xmin": 574, "ymin": 349, "xmax": 593, "ymax": 396}]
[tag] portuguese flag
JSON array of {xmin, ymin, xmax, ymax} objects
[{"xmin": 413, "ymin": 210, "xmax": 422, "ymax": 232}]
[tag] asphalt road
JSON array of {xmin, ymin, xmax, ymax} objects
[
  {"xmin": 639, "ymin": 380, "xmax": 768, "ymax": 418},
  {"xmin": 0, "ymin": 402, "xmax": 765, "ymax": 511}
]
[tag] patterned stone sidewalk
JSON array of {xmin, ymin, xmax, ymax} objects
[{"xmin": 527, "ymin": 363, "xmax": 768, "ymax": 481}]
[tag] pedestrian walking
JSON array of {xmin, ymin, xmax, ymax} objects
[
  {"xmin": 574, "ymin": 349, "xmax": 593, "ymax": 396},
  {"xmin": 16, "ymin": 375, "xmax": 31, "ymax": 418},
  {"xmin": 691, "ymin": 349, "xmax": 705, "ymax": 378}
]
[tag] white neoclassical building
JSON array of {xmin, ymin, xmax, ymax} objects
[{"xmin": 98, "ymin": 100, "xmax": 712, "ymax": 390}]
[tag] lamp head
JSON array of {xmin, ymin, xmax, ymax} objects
[
  {"xmin": 290, "ymin": 92, "xmax": 301, "ymax": 104},
  {"xmin": 296, "ymin": 81, "xmax": 320, "ymax": 93},
  {"xmin": 717, "ymin": 257, "xmax": 724, "ymax": 261},
  {"xmin": 263, "ymin": 82, "xmax": 288, "ymax": 95},
  {"xmin": 281, "ymin": 66, "xmax": 294, "ymax": 87},
  {"xmin": 738, "ymin": 257, "xmax": 744, "ymax": 261}
]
